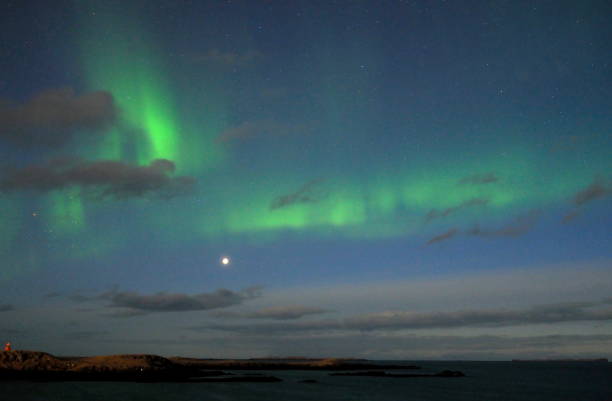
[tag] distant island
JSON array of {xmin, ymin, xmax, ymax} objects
[{"xmin": 1, "ymin": 350, "xmax": 454, "ymax": 382}]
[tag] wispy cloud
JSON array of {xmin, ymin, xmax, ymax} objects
[
  {"xmin": 572, "ymin": 178, "xmax": 610, "ymax": 206},
  {"xmin": 563, "ymin": 178, "xmax": 610, "ymax": 222},
  {"xmin": 215, "ymin": 305, "xmax": 331, "ymax": 320},
  {"xmin": 270, "ymin": 179, "xmax": 326, "ymax": 210},
  {"xmin": 426, "ymin": 228, "xmax": 459, "ymax": 245},
  {"xmin": 467, "ymin": 210, "xmax": 540, "ymax": 238},
  {"xmin": 343, "ymin": 301, "xmax": 612, "ymax": 331},
  {"xmin": 427, "ymin": 210, "xmax": 540, "ymax": 245},
  {"xmin": 425, "ymin": 198, "xmax": 488, "ymax": 222}
]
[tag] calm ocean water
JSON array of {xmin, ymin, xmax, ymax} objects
[{"xmin": 1, "ymin": 361, "xmax": 610, "ymax": 401}]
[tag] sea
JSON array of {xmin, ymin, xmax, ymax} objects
[{"xmin": 1, "ymin": 361, "xmax": 610, "ymax": 401}]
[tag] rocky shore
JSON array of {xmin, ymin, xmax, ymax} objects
[
  {"xmin": 0, "ymin": 351, "xmax": 461, "ymax": 382},
  {"xmin": 0, "ymin": 351, "xmax": 200, "ymax": 382}
]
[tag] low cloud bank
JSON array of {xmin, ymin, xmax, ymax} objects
[
  {"xmin": 197, "ymin": 299, "xmax": 612, "ymax": 334},
  {"xmin": 215, "ymin": 305, "xmax": 330, "ymax": 320}
]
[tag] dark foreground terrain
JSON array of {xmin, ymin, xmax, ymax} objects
[{"xmin": 1, "ymin": 350, "xmax": 455, "ymax": 382}]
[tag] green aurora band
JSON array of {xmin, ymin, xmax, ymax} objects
[{"xmin": 29, "ymin": 2, "xmax": 609, "ymax": 250}]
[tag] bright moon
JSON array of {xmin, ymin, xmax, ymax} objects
[{"xmin": 220, "ymin": 256, "xmax": 230, "ymax": 266}]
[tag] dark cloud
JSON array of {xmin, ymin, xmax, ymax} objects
[
  {"xmin": 216, "ymin": 306, "xmax": 331, "ymax": 320},
  {"xmin": 103, "ymin": 287, "xmax": 261, "ymax": 313},
  {"xmin": 427, "ymin": 211, "xmax": 540, "ymax": 245},
  {"xmin": 44, "ymin": 292, "xmax": 62, "ymax": 298},
  {"xmin": 270, "ymin": 179, "xmax": 326, "ymax": 210},
  {"xmin": 0, "ymin": 304, "xmax": 14, "ymax": 312},
  {"xmin": 425, "ymin": 198, "xmax": 488, "ymax": 222},
  {"xmin": 572, "ymin": 179, "xmax": 610, "ymax": 206},
  {"xmin": 562, "ymin": 179, "xmax": 610, "ymax": 223},
  {"xmin": 426, "ymin": 228, "xmax": 458, "ymax": 245},
  {"xmin": 0, "ymin": 158, "xmax": 196, "ymax": 199},
  {"xmin": 562, "ymin": 209, "xmax": 581, "ymax": 223},
  {"xmin": 216, "ymin": 120, "xmax": 306, "ymax": 143},
  {"xmin": 458, "ymin": 173, "xmax": 498, "ymax": 185},
  {"xmin": 199, "ymin": 299, "xmax": 612, "ymax": 334},
  {"xmin": 0, "ymin": 88, "xmax": 117, "ymax": 146},
  {"xmin": 467, "ymin": 210, "xmax": 540, "ymax": 238}
]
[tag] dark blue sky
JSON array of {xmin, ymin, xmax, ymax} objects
[{"xmin": 0, "ymin": 0, "xmax": 611, "ymax": 359}]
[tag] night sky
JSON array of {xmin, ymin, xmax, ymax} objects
[{"xmin": 1, "ymin": 0, "xmax": 611, "ymax": 359}]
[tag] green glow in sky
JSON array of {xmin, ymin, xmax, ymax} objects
[
  {"xmin": 62, "ymin": 1, "xmax": 610, "ymax": 246},
  {"xmin": 0, "ymin": 199, "xmax": 20, "ymax": 280},
  {"xmin": 46, "ymin": 189, "xmax": 85, "ymax": 235},
  {"xmin": 184, "ymin": 146, "xmax": 595, "ymax": 241},
  {"xmin": 75, "ymin": 1, "xmax": 226, "ymax": 174}
]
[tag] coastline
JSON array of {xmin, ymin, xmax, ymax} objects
[{"xmin": 0, "ymin": 350, "xmax": 426, "ymax": 382}]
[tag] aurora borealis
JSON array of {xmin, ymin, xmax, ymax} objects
[{"xmin": 1, "ymin": 0, "xmax": 611, "ymax": 359}]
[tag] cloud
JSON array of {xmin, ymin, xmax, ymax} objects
[
  {"xmin": 562, "ymin": 209, "xmax": 581, "ymax": 223},
  {"xmin": 103, "ymin": 287, "xmax": 261, "ymax": 313},
  {"xmin": 270, "ymin": 179, "xmax": 326, "ymax": 210},
  {"xmin": 199, "ymin": 299, "xmax": 612, "ymax": 334},
  {"xmin": 247, "ymin": 306, "xmax": 331, "ymax": 320},
  {"xmin": 0, "ymin": 158, "xmax": 196, "ymax": 199},
  {"xmin": 427, "ymin": 211, "xmax": 540, "ymax": 245},
  {"xmin": 0, "ymin": 304, "xmax": 14, "ymax": 312},
  {"xmin": 342, "ymin": 301, "xmax": 612, "ymax": 331},
  {"xmin": 193, "ymin": 49, "xmax": 263, "ymax": 67},
  {"xmin": 102, "ymin": 331, "xmax": 612, "ymax": 360},
  {"xmin": 216, "ymin": 306, "xmax": 331, "ymax": 320},
  {"xmin": 0, "ymin": 88, "xmax": 117, "ymax": 146},
  {"xmin": 216, "ymin": 120, "xmax": 306, "ymax": 143},
  {"xmin": 458, "ymin": 173, "xmax": 498, "ymax": 185},
  {"xmin": 425, "ymin": 198, "xmax": 488, "ymax": 222},
  {"xmin": 562, "ymin": 179, "xmax": 610, "ymax": 223},
  {"xmin": 467, "ymin": 210, "xmax": 540, "ymax": 238},
  {"xmin": 426, "ymin": 228, "xmax": 458, "ymax": 245},
  {"xmin": 572, "ymin": 179, "xmax": 610, "ymax": 206}
]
